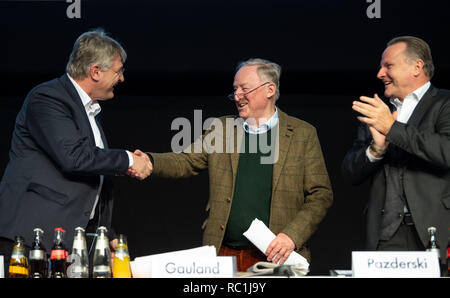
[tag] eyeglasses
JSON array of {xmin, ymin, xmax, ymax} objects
[
  {"xmin": 111, "ymin": 66, "xmax": 125, "ymax": 76},
  {"xmin": 227, "ymin": 81, "xmax": 270, "ymax": 101}
]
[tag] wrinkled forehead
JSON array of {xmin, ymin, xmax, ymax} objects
[{"xmin": 233, "ymin": 65, "xmax": 261, "ymax": 86}]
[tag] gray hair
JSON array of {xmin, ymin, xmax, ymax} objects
[
  {"xmin": 236, "ymin": 58, "xmax": 281, "ymax": 100},
  {"xmin": 387, "ymin": 36, "xmax": 434, "ymax": 79},
  {"xmin": 66, "ymin": 28, "xmax": 127, "ymax": 80}
]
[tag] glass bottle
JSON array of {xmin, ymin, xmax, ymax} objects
[
  {"xmin": 113, "ymin": 234, "xmax": 132, "ymax": 278},
  {"xmin": 29, "ymin": 228, "xmax": 47, "ymax": 278},
  {"xmin": 426, "ymin": 226, "xmax": 441, "ymax": 263},
  {"xmin": 8, "ymin": 236, "xmax": 29, "ymax": 278},
  {"xmin": 67, "ymin": 227, "xmax": 89, "ymax": 278},
  {"xmin": 50, "ymin": 227, "xmax": 68, "ymax": 278},
  {"xmin": 92, "ymin": 226, "xmax": 111, "ymax": 278}
]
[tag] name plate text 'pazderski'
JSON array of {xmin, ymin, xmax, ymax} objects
[{"xmin": 352, "ymin": 251, "xmax": 440, "ymax": 278}]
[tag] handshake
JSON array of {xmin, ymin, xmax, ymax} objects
[{"xmin": 127, "ymin": 149, "xmax": 153, "ymax": 180}]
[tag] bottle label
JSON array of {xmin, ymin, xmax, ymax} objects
[
  {"xmin": 9, "ymin": 265, "xmax": 29, "ymax": 275},
  {"xmin": 30, "ymin": 250, "xmax": 45, "ymax": 260},
  {"xmin": 51, "ymin": 249, "xmax": 68, "ymax": 260},
  {"xmin": 93, "ymin": 265, "xmax": 111, "ymax": 272}
]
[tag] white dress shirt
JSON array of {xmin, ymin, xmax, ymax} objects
[
  {"xmin": 68, "ymin": 74, "xmax": 133, "ymax": 219},
  {"xmin": 243, "ymin": 107, "xmax": 279, "ymax": 134}
]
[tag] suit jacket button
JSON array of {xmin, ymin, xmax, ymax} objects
[
  {"xmin": 226, "ymin": 197, "xmax": 231, "ymax": 203},
  {"xmin": 220, "ymin": 224, "xmax": 225, "ymax": 230},
  {"xmin": 84, "ymin": 211, "xmax": 90, "ymax": 217}
]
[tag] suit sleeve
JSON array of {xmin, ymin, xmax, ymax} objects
[
  {"xmin": 26, "ymin": 87, "xmax": 129, "ymax": 176},
  {"xmin": 341, "ymin": 122, "xmax": 385, "ymax": 185},
  {"xmin": 149, "ymin": 134, "xmax": 209, "ymax": 179},
  {"xmin": 386, "ymin": 100, "xmax": 450, "ymax": 170}
]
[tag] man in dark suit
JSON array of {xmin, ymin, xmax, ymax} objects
[
  {"xmin": 342, "ymin": 36, "xmax": 450, "ymax": 267},
  {"xmin": 0, "ymin": 29, "xmax": 152, "ymax": 277}
]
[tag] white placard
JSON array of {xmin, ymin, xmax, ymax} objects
[
  {"xmin": 151, "ymin": 256, "xmax": 236, "ymax": 278},
  {"xmin": 0, "ymin": 255, "xmax": 4, "ymax": 278},
  {"xmin": 130, "ymin": 246, "xmax": 217, "ymax": 278},
  {"xmin": 352, "ymin": 251, "xmax": 441, "ymax": 278}
]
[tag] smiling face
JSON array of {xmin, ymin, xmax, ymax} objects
[
  {"xmin": 377, "ymin": 42, "xmax": 422, "ymax": 101},
  {"xmin": 92, "ymin": 55, "xmax": 125, "ymax": 101},
  {"xmin": 232, "ymin": 65, "xmax": 276, "ymax": 122}
]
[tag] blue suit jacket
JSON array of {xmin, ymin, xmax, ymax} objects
[{"xmin": 0, "ymin": 74, "xmax": 129, "ymax": 250}]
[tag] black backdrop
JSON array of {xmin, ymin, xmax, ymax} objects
[{"xmin": 1, "ymin": 0, "xmax": 450, "ymax": 275}]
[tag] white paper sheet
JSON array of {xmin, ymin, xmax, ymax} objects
[{"xmin": 243, "ymin": 218, "xmax": 309, "ymax": 268}]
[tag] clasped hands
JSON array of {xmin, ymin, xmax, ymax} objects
[
  {"xmin": 352, "ymin": 94, "xmax": 398, "ymax": 155},
  {"xmin": 127, "ymin": 149, "xmax": 153, "ymax": 180}
]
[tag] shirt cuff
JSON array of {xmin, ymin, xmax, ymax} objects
[
  {"xmin": 365, "ymin": 146, "xmax": 383, "ymax": 163},
  {"xmin": 126, "ymin": 150, "xmax": 133, "ymax": 168}
]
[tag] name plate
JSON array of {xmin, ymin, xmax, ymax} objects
[
  {"xmin": 0, "ymin": 255, "xmax": 4, "ymax": 278},
  {"xmin": 151, "ymin": 256, "xmax": 236, "ymax": 278},
  {"xmin": 352, "ymin": 251, "xmax": 440, "ymax": 278}
]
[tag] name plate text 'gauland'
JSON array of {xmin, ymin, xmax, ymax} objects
[{"xmin": 151, "ymin": 256, "xmax": 236, "ymax": 278}]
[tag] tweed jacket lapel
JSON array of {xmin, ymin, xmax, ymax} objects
[
  {"xmin": 272, "ymin": 109, "xmax": 293, "ymax": 192},
  {"xmin": 229, "ymin": 117, "xmax": 243, "ymax": 193}
]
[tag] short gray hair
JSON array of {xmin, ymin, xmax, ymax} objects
[
  {"xmin": 387, "ymin": 36, "xmax": 434, "ymax": 79},
  {"xmin": 236, "ymin": 58, "xmax": 281, "ymax": 100},
  {"xmin": 66, "ymin": 28, "xmax": 127, "ymax": 80}
]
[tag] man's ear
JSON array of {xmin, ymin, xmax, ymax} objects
[
  {"xmin": 413, "ymin": 59, "xmax": 425, "ymax": 77},
  {"xmin": 267, "ymin": 82, "xmax": 276, "ymax": 99},
  {"xmin": 89, "ymin": 64, "xmax": 102, "ymax": 82}
]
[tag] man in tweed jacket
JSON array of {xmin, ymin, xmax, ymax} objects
[{"xmin": 134, "ymin": 59, "xmax": 333, "ymax": 267}]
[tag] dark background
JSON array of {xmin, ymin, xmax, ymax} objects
[{"xmin": 1, "ymin": 0, "xmax": 449, "ymax": 275}]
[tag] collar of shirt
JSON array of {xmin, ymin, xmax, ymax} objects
[
  {"xmin": 67, "ymin": 74, "xmax": 102, "ymax": 117},
  {"xmin": 242, "ymin": 107, "xmax": 279, "ymax": 134},
  {"xmin": 389, "ymin": 81, "xmax": 430, "ymax": 123}
]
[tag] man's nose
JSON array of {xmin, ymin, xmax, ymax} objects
[{"xmin": 377, "ymin": 67, "xmax": 385, "ymax": 80}]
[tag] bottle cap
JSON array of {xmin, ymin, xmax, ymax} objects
[
  {"xmin": 54, "ymin": 227, "xmax": 66, "ymax": 233},
  {"xmin": 74, "ymin": 227, "xmax": 85, "ymax": 232},
  {"xmin": 427, "ymin": 226, "xmax": 436, "ymax": 233},
  {"xmin": 96, "ymin": 226, "xmax": 108, "ymax": 233},
  {"xmin": 14, "ymin": 235, "xmax": 25, "ymax": 243},
  {"xmin": 33, "ymin": 228, "xmax": 44, "ymax": 234}
]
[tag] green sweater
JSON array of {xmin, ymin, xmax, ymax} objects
[{"xmin": 224, "ymin": 129, "xmax": 275, "ymax": 246}]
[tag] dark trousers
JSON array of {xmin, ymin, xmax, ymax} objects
[
  {"xmin": 377, "ymin": 222, "xmax": 425, "ymax": 251},
  {"xmin": 219, "ymin": 244, "xmax": 267, "ymax": 272}
]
